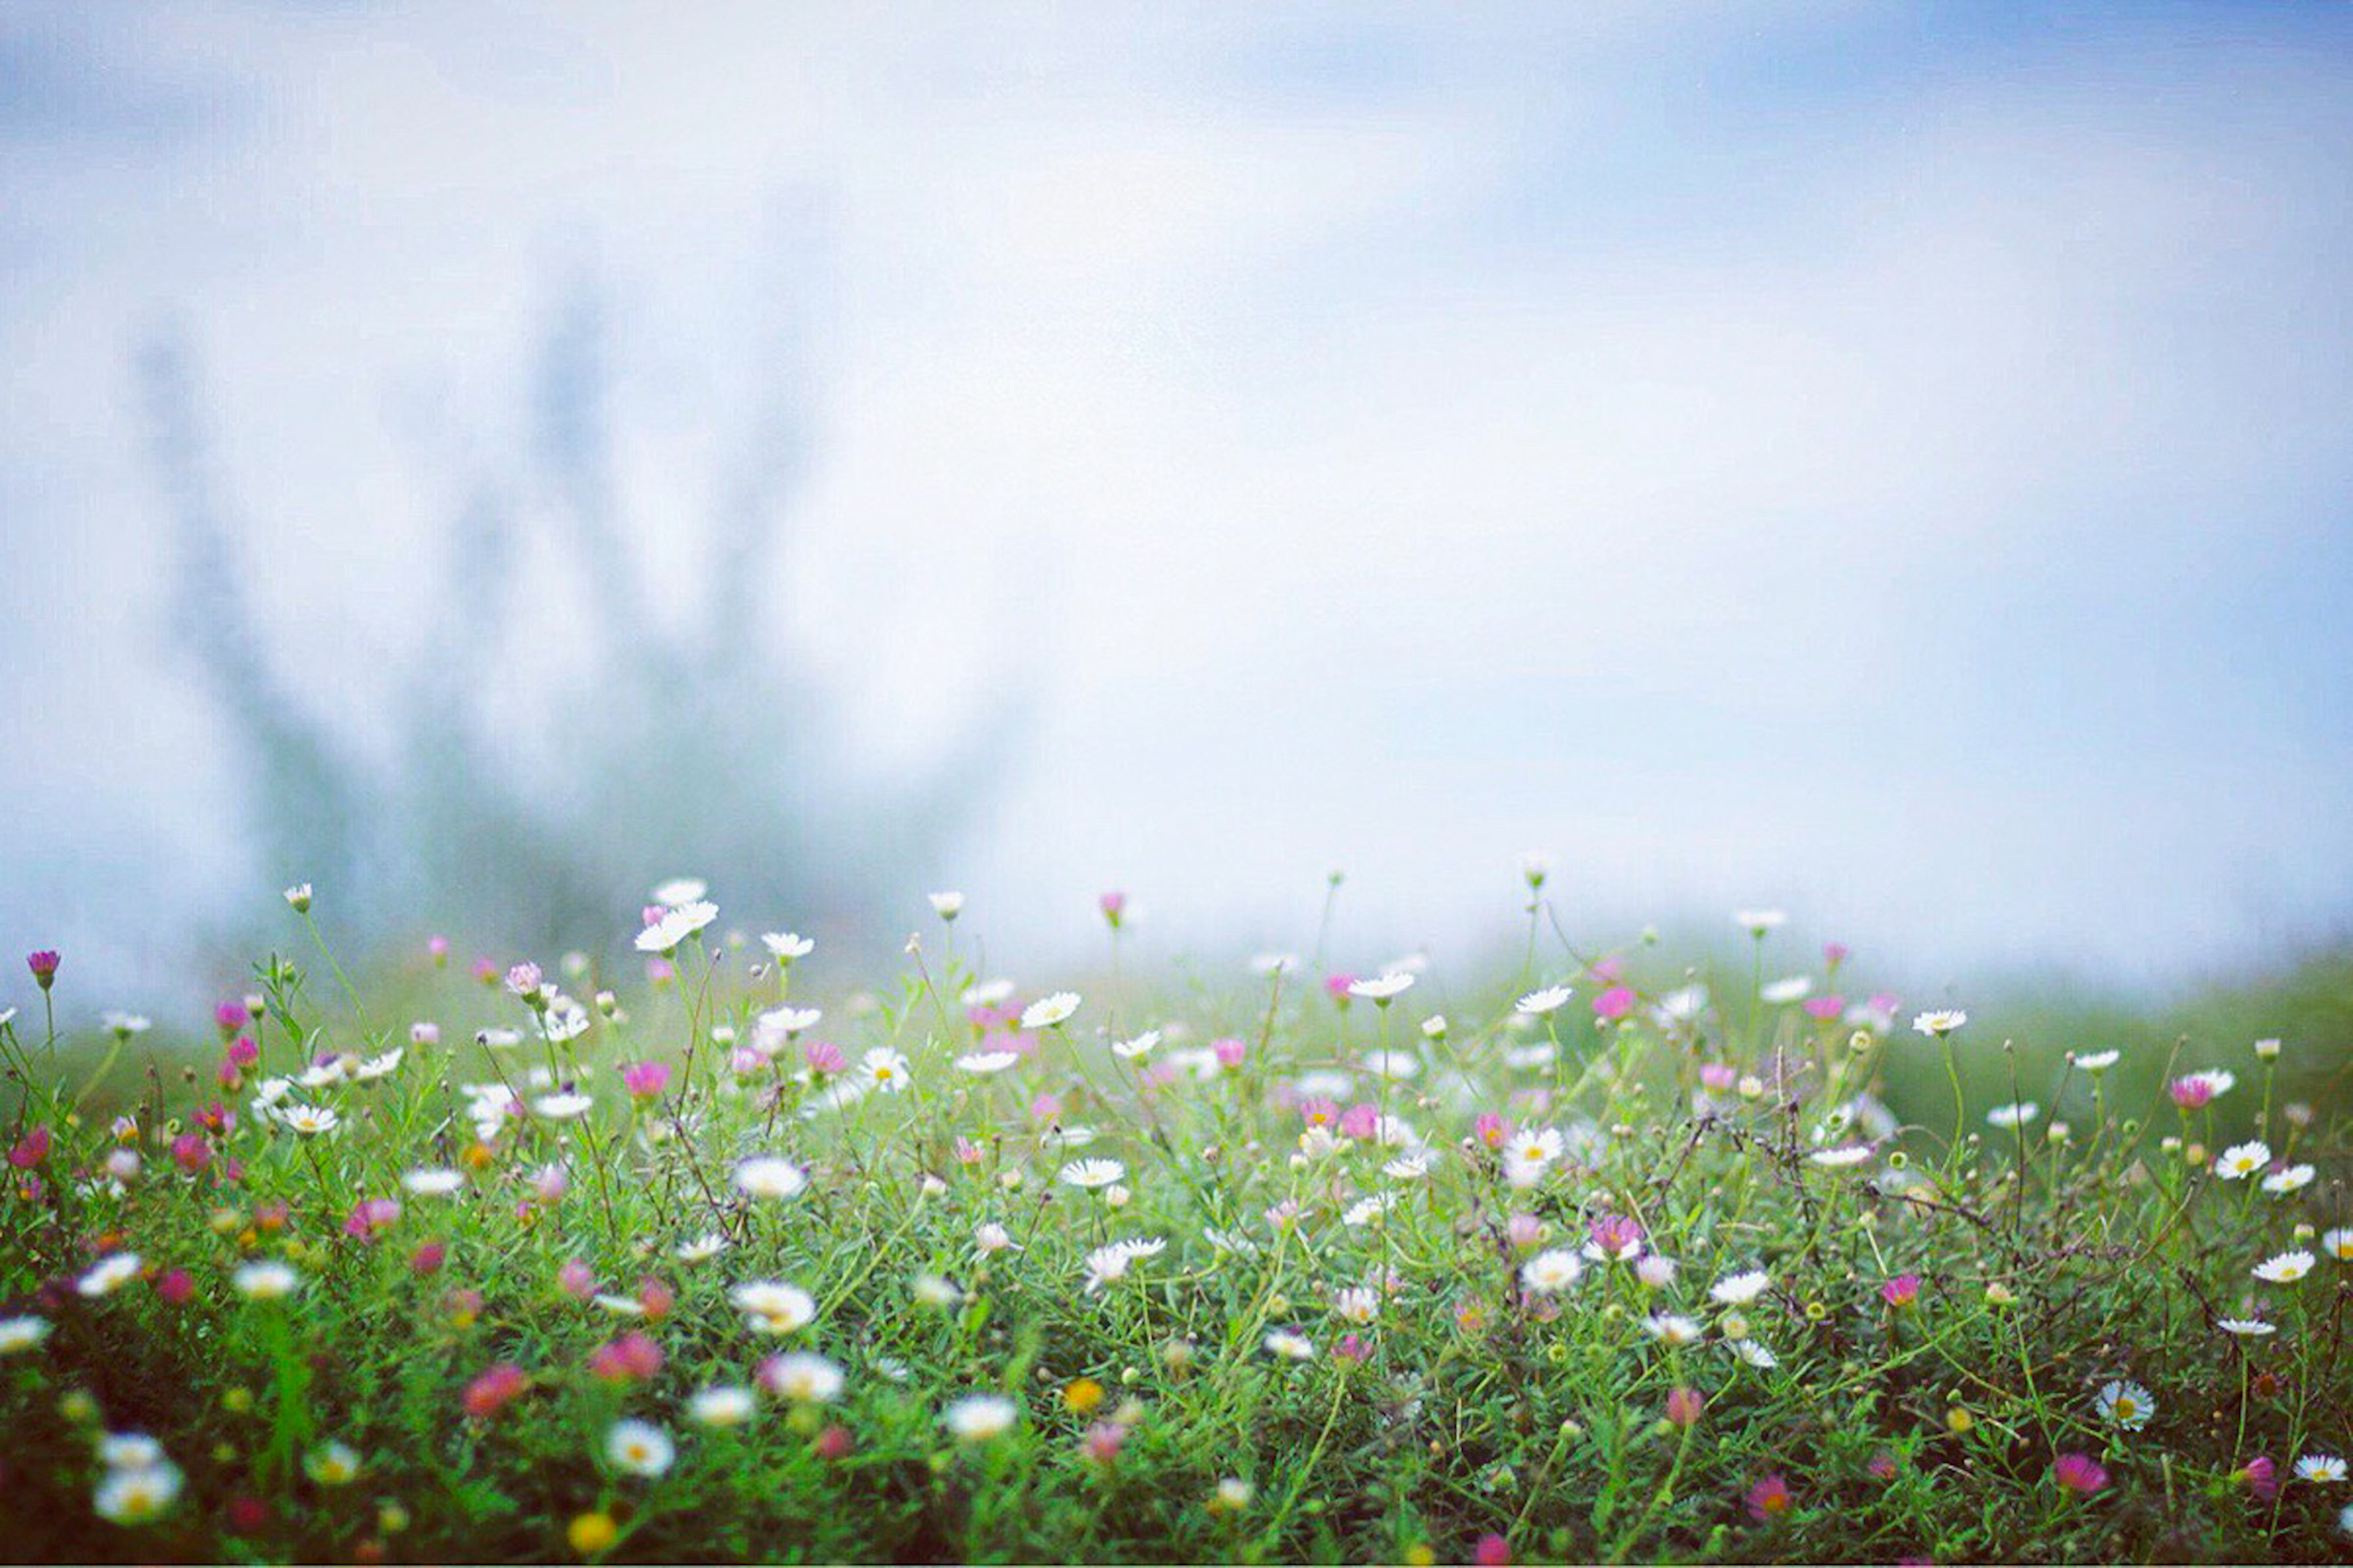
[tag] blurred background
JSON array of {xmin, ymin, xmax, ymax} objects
[{"xmin": 3, "ymin": 2, "xmax": 2350, "ymax": 1017}]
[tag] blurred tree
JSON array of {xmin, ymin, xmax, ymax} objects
[{"xmin": 136, "ymin": 272, "xmax": 1027, "ymax": 959}]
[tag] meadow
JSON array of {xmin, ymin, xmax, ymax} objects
[{"xmin": 1, "ymin": 877, "xmax": 2348, "ymax": 1564}]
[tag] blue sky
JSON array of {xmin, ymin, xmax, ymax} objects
[{"xmin": 2, "ymin": 2, "xmax": 2349, "ymax": 1002}]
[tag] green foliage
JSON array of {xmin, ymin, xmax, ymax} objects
[{"xmin": 1, "ymin": 903, "xmax": 2348, "ymax": 1563}]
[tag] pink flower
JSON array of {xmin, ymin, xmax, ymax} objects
[
  {"xmin": 1588, "ymin": 1213, "xmax": 1643, "ymax": 1259},
  {"xmin": 1098, "ymin": 891, "xmax": 1127, "ymax": 926},
  {"xmin": 1080, "ymin": 1420, "xmax": 1127, "ymax": 1463},
  {"xmin": 813, "ymin": 1424, "xmax": 852, "ymax": 1461},
  {"xmin": 1474, "ymin": 1532, "xmax": 1512, "ymax": 1566},
  {"xmin": 170, "ymin": 1134, "xmax": 210, "ymax": 1174},
  {"xmin": 154, "ymin": 1267, "xmax": 194, "ymax": 1304},
  {"xmin": 1333, "ymin": 1333, "xmax": 1371, "ymax": 1363},
  {"xmin": 426, "ymin": 934, "xmax": 450, "ymax": 963},
  {"xmin": 636, "ymin": 1278, "xmax": 674, "ymax": 1320},
  {"xmin": 645, "ymin": 956, "xmax": 675, "ymax": 984},
  {"xmin": 471, "ymin": 958, "xmax": 499, "ymax": 986},
  {"xmin": 343, "ymin": 1197, "xmax": 401, "ymax": 1240},
  {"xmin": 953, "ymin": 1136, "xmax": 983, "ymax": 1165},
  {"xmin": 462, "ymin": 1362, "xmax": 528, "ymax": 1419},
  {"xmin": 1473, "ymin": 1112, "xmax": 1509, "ymax": 1148},
  {"xmin": 621, "ymin": 1060, "xmax": 670, "ymax": 1098},
  {"xmin": 1506, "ymin": 1212, "xmax": 1544, "ymax": 1249},
  {"xmin": 1802, "ymin": 994, "xmax": 1846, "ymax": 1021},
  {"xmin": 2235, "ymin": 1455, "xmax": 2278, "ymax": 1502},
  {"xmin": 1664, "ymin": 1386, "xmax": 1704, "ymax": 1427},
  {"xmin": 557, "ymin": 1259, "xmax": 596, "ymax": 1299},
  {"xmin": 1324, "ymin": 972, "xmax": 1358, "ymax": 1001},
  {"xmin": 216, "ymin": 1058, "xmax": 244, "ymax": 1089},
  {"xmin": 803, "ymin": 1039, "xmax": 844, "ymax": 1074},
  {"xmin": 1338, "ymin": 1102, "xmax": 1379, "ymax": 1140},
  {"xmin": 729, "ymin": 1047, "xmax": 765, "ymax": 1077},
  {"xmin": 1699, "ymin": 1063, "xmax": 1738, "ymax": 1092},
  {"xmin": 409, "ymin": 1240, "xmax": 446, "ymax": 1276},
  {"xmin": 25, "ymin": 950, "xmax": 59, "ymax": 990},
  {"xmin": 1590, "ymin": 955, "xmax": 1626, "ymax": 982},
  {"xmin": 1591, "ymin": 985, "xmax": 1637, "ymax": 1021},
  {"xmin": 532, "ymin": 1164, "xmax": 569, "ymax": 1203},
  {"xmin": 1746, "ymin": 1471, "xmax": 1793, "ymax": 1522},
  {"xmin": 2168, "ymin": 1075, "xmax": 2213, "ymax": 1109},
  {"xmin": 1212, "ymin": 1036, "xmax": 1246, "ymax": 1070},
  {"xmin": 1823, "ymin": 942, "xmax": 1851, "ymax": 968},
  {"xmin": 1028, "ymin": 1092, "xmax": 1063, "ymax": 1123},
  {"xmin": 213, "ymin": 1000, "xmax": 246, "ymax": 1038},
  {"xmin": 7, "ymin": 1126, "xmax": 51, "ymax": 1168},
  {"xmin": 2052, "ymin": 1453, "xmax": 2108, "ymax": 1496},
  {"xmin": 1880, "ymin": 1272, "xmax": 1920, "ymax": 1308},
  {"xmin": 587, "ymin": 1331, "xmax": 663, "ymax": 1382},
  {"xmin": 1868, "ymin": 1452, "xmax": 1899, "ymax": 1481}
]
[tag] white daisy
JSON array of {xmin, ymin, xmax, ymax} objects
[
  {"xmin": 2295, "ymin": 1454, "xmax": 2347, "ymax": 1483},
  {"xmin": 1729, "ymin": 1339, "xmax": 1779, "ymax": 1368},
  {"xmin": 2254, "ymin": 1249, "xmax": 2314, "ymax": 1284},
  {"xmin": 93, "ymin": 1461, "xmax": 183, "ymax": 1524},
  {"xmin": 760, "ymin": 932, "xmax": 814, "ymax": 961},
  {"xmin": 2069, "ymin": 1049, "xmax": 2121, "ymax": 1072},
  {"xmin": 353, "ymin": 1047, "xmax": 404, "ymax": 1081},
  {"xmin": 735, "ymin": 1157, "xmax": 808, "ymax": 1200},
  {"xmin": 1733, "ymin": 909, "xmax": 1787, "ymax": 934},
  {"xmin": 1710, "ymin": 1269, "xmax": 1771, "ymax": 1305},
  {"xmin": 1343, "ymin": 1192, "xmax": 1398, "ymax": 1227},
  {"xmin": 592, "ymin": 1294, "xmax": 646, "ymax": 1317},
  {"xmin": 688, "ymin": 1385, "xmax": 757, "ymax": 1428},
  {"xmin": 955, "ymin": 1050, "xmax": 1021, "ymax": 1075},
  {"xmin": 533, "ymin": 1092, "xmax": 594, "ymax": 1121},
  {"xmin": 2095, "ymin": 1379, "xmax": 2153, "ymax": 1430},
  {"xmin": 2217, "ymin": 1317, "xmax": 2275, "ymax": 1337},
  {"xmin": 78, "ymin": 1254, "xmax": 143, "ymax": 1297},
  {"xmin": 858, "ymin": 1048, "xmax": 911, "ymax": 1093},
  {"xmin": 604, "ymin": 1418, "xmax": 675, "ymax": 1477},
  {"xmin": 1760, "ymin": 976, "xmax": 1813, "ymax": 1004},
  {"xmin": 1262, "ymin": 1329, "xmax": 1316, "ymax": 1361},
  {"xmin": 278, "ymin": 1104, "xmax": 340, "ymax": 1136},
  {"xmin": 962, "ymin": 978, "xmax": 1017, "ymax": 1007},
  {"xmin": 232, "ymin": 1260, "xmax": 301, "ymax": 1300},
  {"xmin": 1912, "ymin": 1010, "xmax": 1968, "ymax": 1038},
  {"xmin": 403, "ymin": 1168, "xmax": 464, "ymax": 1197},
  {"xmin": 0, "ymin": 1316, "xmax": 51, "ymax": 1354},
  {"xmin": 1110, "ymin": 1031, "xmax": 1161, "ymax": 1059},
  {"xmin": 1985, "ymin": 1102, "xmax": 2039, "ymax": 1130},
  {"xmin": 1058, "ymin": 1157, "xmax": 1126, "ymax": 1190},
  {"xmin": 729, "ymin": 1281, "xmax": 817, "ymax": 1334},
  {"xmin": 675, "ymin": 1232, "xmax": 730, "ymax": 1263},
  {"xmin": 1808, "ymin": 1145, "xmax": 1874, "ymax": 1168},
  {"xmin": 2216, "ymin": 1140, "xmax": 2272, "ymax": 1180},
  {"xmin": 1643, "ymin": 1314, "xmax": 1703, "ymax": 1346},
  {"xmin": 762, "ymin": 1352, "xmax": 844, "ymax": 1403},
  {"xmin": 927, "ymin": 891, "xmax": 966, "ymax": 920},
  {"xmin": 2261, "ymin": 1164, "xmax": 2315, "ymax": 1195},
  {"xmin": 2322, "ymin": 1228, "xmax": 2353, "ymax": 1262},
  {"xmin": 652, "ymin": 878, "xmax": 708, "ymax": 907},
  {"xmin": 1515, "ymin": 985, "xmax": 1574, "ymax": 1017},
  {"xmin": 1520, "ymin": 1249, "xmax": 1584, "ymax": 1294},
  {"xmin": 634, "ymin": 901, "xmax": 718, "ymax": 954},
  {"xmin": 942, "ymin": 1393, "xmax": 1017, "ymax": 1441},
  {"xmin": 1333, "ymin": 1286, "xmax": 1379, "ymax": 1324},
  {"xmin": 1018, "ymin": 991, "xmax": 1082, "ymax": 1030},
  {"xmin": 1347, "ymin": 973, "xmax": 1415, "ymax": 1002}
]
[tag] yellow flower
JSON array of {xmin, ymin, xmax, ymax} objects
[
  {"xmin": 1404, "ymin": 1546, "xmax": 1436, "ymax": 1566},
  {"xmin": 1946, "ymin": 1406, "xmax": 1975, "ymax": 1434},
  {"xmin": 1063, "ymin": 1378, "xmax": 1105, "ymax": 1415},
  {"xmin": 567, "ymin": 1512, "xmax": 618, "ymax": 1555}
]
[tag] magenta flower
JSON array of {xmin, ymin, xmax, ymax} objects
[
  {"xmin": 1081, "ymin": 1420, "xmax": 1127, "ymax": 1463},
  {"xmin": 587, "ymin": 1330, "xmax": 663, "ymax": 1383},
  {"xmin": 1802, "ymin": 994, "xmax": 1846, "ymax": 1021},
  {"xmin": 1590, "ymin": 955, "xmax": 1626, "ymax": 982},
  {"xmin": 169, "ymin": 1133, "xmax": 210, "ymax": 1174},
  {"xmin": 7, "ymin": 1126, "xmax": 50, "ymax": 1168},
  {"xmin": 343, "ymin": 1197, "xmax": 401, "ymax": 1240},
  {"xmin": 1098, "ymin": 891, "xmax": 1127, "ymax": 927},
  {"xmin": 25, "ymin": 950, "xmax": 58, "ymax": 990},
  {"xmin": 1589, "ymin": 1213, "xmax": 1644, "ymax": 1259},
  {"xmin": 1474, "ymin": 1111, "xmax": 1509, "ymax": 1148},
  {"xmin": 1746, "ymin": 1471, "xmax": 1794, "ymax": 1522},
  {"xmin": 1300, "ymin": 1097, "xmax": 1340, "ymax": 1129},
  {"xmin": 426, "ymin": 934, "xmax": 450, "ymax": 964},
  {"xmin": 1591, "ymin": 985, "xmax": 1637, "ymax": 1021},
  {"xmin": 1699, "ymin": 1063, "xmax": 1738, "ymax": 1092},
  {"xmin": 620, "ymin": 1060, "xmax": 670, "ymax": 1098},
  {"xmin": 225, "ymin": 1035, "xmax": 259, "ymax": 1067},
  {"xmin": 408, "ymin": 1240, "xmax": 446, "ymax": 1276},
  {"xmin": 1211, "ymin": 1036, "xmax": 1246, "ymax": 1069},
  {"xmin": 1823, "ymin": 941, "xmax": 1851, "ymax": 967},
  {"xmin": 1665, "ymin": 1386, "xmax": 1704, "ymax": 1427},
  {"xmin": 1324, "ymin": 972, "xmax": 1357, "ymax": 1002},
  {"xmin": 557, "ymin": 1258, "xmax": 596, "ymax": 1299},
  {"xmin": 2168, "ymin": 1075, "xmax": 2213, "ymax": 1109},
  {"xmin": 1333, "ymin": 1333, "xmax": 1371, "ymax": 1363},
  {"xmin": 462, "ymin": 1361, "xmax": 528, "ymax": 1419},
  {"xmin": 1338, "ymin": 1102, "xmax": 1379, "ymax": 1140},
  {"xmin": 2052, "ymin": 1452, "xmax": 2108, "ymax": 1496},
  {"xmin": 154, "ymin": 1267, "xmax": 194, "ymax": 1305},
  {"xmin": 1880, "ymin": 1272, "xmax": 1921, "ymax": 1308},
  {"xmin": 802, "ymin": 1038, "xmax": 845, "ymax": 1074},
  {"xmin": 2235, "ymin": 1455, "xmax": 2278, "ymax": 1501},
  {"xmin": 1473, "ymin": 1533, "xmax": 1512, "ymax": 1566},
  {"xmin": 213, "ymin": 999, "xmax": 246, "ymax": 1037},
  {"xmin": 636, "ymin": 1277, "xmax": 675, "ymax": 1320}
]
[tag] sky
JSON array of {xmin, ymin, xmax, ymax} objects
[{"xmin": 3, "ymin": 1, "xmax": 2351, "ymax": 1006}]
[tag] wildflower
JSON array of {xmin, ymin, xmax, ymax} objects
[
  {"xmin": 1733, "ymin": 910, "xmax": 1787, "ymax": 935},
  {"xmin": 1059, "ymin": 1157, "xmax": 1126, "ymax": 1190},
  {"xmin": 2216, "ymin": 1140, "xmax": 2272, "ymax": 1180},
  {"xmin": 2261, "ymin": 1165, "xmax": 2315, "ymax": 1195},
  {"xmin": 604, "ymin": 1418, "xmax": 675, "ymax": 1478},
  {"xmin": 344, "ymin": 1197, "xmax": 401, "ymax": 1240},
  {"xmin": 1711, "ymin": 1270, "xmax": 1771, "ymax": 1305},
  {"xmin": 1985, "ymin": 1102, "xmax": 2038, "ymax": 1129},
  {"xmin": 730, "ymin": 1281, "xmax": 817, "ymax": 1334},
  {"xmin": 974, "ymin": 1221, "xmax": 1014, "ymax": 1254},
  {"xmin": 2052, "ymin": 1453, "xmax": 2108, "ymax": 1496},
  {"xmin": 857, "ymin": 1047, "xmax": 911, "ymax": 1093},
  {"xmin": 1112, "ymin": 1031, "xmax": 1159, "ymax": 1059},
  {"xmin": 26, "ymin": 950, "xmax": 59, "ymax": 990},
  {"xmin": 404, "ymin": 1168, "xmax": 463, "ymax": 1197},
  {"xmin": 1334, "ymin": 1286, "xmax": 1379, "ymax": 1325},
  {"xmin": 1263, "ymin": 1329, "xmax": 1316, "ymax": 1360},
  {"xmin": 1634, "ymin": 1255, "xmax": 1678, "ymax": 1290},
  {"xmin": 78, "ymin": 1254, "xmax": 143, "ymax": 1298},
  {"xmin": 928, "ymin": 890, "xmax": 965, "ymax": 920},
  {"xmin": 1080, "ymin": 1420, "xmax": 1127, "ymax": 1464},
  {"xmin": 761, "ymin": 931, "xmax": 814, "ymax": 961},
  {"xmin": 1809, "ymin": 1145, "xmax": 1873, "ymax": 1168},
  {"xmin": 278, "ymin": 1104, "xmax": 339, "ymax": 1136},
  {"xmin": 2234, "ymin": 1455, "xmax": 2278, "ymax": 1501},
  {"xmin": 1347, "ymin": 973, "xmax": 1415, "ymax": 1002},
  {"xmin": 620, "ymin": 1061, "xmax": 670, "ymax": 1098},
  {"xmin": 1019, "ymin": 991, "xmax": 1081, "ymax": 1029},
  {"xmin": 676, "ymin": 1232, "xmax": 729, "ymax": 1263},
  {"xmin": 93, "ymin": 1460, "xmax": 183, "ymax": 1524},
  {"xmin": 633, "ymin": 901, "xmax": 717, "ymax": 955},
  {"xmin": 1588, "ymin": 1213, "xmax": 1645, "ymax": 1260},
  {"xmin": 1745, "ymin": 1471, "xmax": 1793, "ymax": 1521},
  {"xmin": 1761, "ymin": 976, "xmax": 1813, "ymax": 1004},
  {"xmin": 2218, "ymin": 1317, "xmax": 2275, "ymax": 1336},
  {"xmin": 568, "ymin": 1512, "xmax": 618, "ymax": 1555},
  {"xmin": 304, "ymin": 1441, "xmax": 362, "ymax": 1485},
  {"xmin": 955, "ymin": 1050, "xmax": 1020, "ymax": 1075},
  {"xmin": 1665, "ymin": 1386, "xmax": 1705, "ymax": 1426},
  {"xmin": 2095, "ymin": 1379, "xmax": 2153, "ymax": 1431},
  {"xmin": 283, "ymin": 883, "xmax": 313, "ymax": 912},
  {"xmin": 943, "ymin": 1393, "xmax": 1018, "ymax": 1441},
  {"xmin": 586, "ymin": 1332, "xmax": 664, "ymax": 1382},
  {"xmin": 1911, "ymin": 1010, "xmax": 1966, "ymax": 1038},
  {"xmin": 2169, "ymin": 1069, "xmax": 2235, "ymax": 1107},
  {"xmin": 1083, "ymin": 1238, "xmax": 1165, "ymax": 1293},
  {"xmin": 1515, "ymin": 985, "xmax": 1574, "ymax": 1017},
  {"xmin": 462, "ymin": 1363, "xmax": 528, "ymax": 1419},
  {"xmin": 2254, "ymin": 1250, "xmax": 2314, "ymax": 1284},
  {"xmin": 1474, "ymin": 1533, "xmax": 1512, "ymax": 1567},
  {"xmin": 2323, "ymin": 1228, "xmax": 2353, "ymax": 1262},
  {"xmin": 1879, "ymin": 1273, "xmax": 1920, "ymax": 1309},
  {"xmin": 0, "ymin": 1316, "xmax": 50, "ymax": 1354},
  {"xmin": 1210, "ymin": 1477, "xmax": 1256, "ymax": 1511},
  {"xmin": 232, "ymin": 1260, "xmax": 301, "ymax": 1300},
  {"xmin": 735, "ymin": 1157, "xmax": 808, "ymax": 1200},
  {"xmin": 689, "ymin": 1385, "xmax": 757, "ymax": 1428},
  {"xmin": 912, "ymin": 1273, "xmax": 961, "ymax": 1308},
  {"xmin": 1644, "ymin": 1314, "xmax": 1703, "ymax": 1346},
  {"xmin": 2296, "ymin": 1454, "xmax": 2349, "ymax": 1483},
  {"xmin": 760, "ymin": 1352, "xmax": 844, "ymax": 1404}
]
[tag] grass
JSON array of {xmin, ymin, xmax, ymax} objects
[{"xmin": 1, "ymin": 886, "xmax": 2349, "ymax": 1564}]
